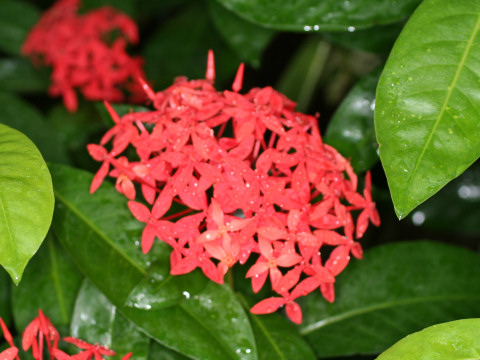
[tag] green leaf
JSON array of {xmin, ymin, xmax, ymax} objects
[
  {"xmin": 81, "ymin": 0, "xmax": 137, "ymax": 17},
  {"xmin": 208, "ymin": 0, "xmax": 275, "ymax": 68},
  {"xmin": 375, "ymin": 0, "xmax": 480, "ymax": 218},
  {"xmin": 377, "ymin": 319, "xmax": 480, "ymax": 359},
  {"xmin": 142, "ymin": 3, "xmax": 240, "ymax": 90},
  {"xmin": 148, "ymin": 341, "xmax": 190, "ymax": 360},
  {"xmin": 0, "ymin": 0, "xmax": 39, "ymax": 55},
  {"xmin": 237, "ymin": 294, "xmax": 316, "ymax": 360},
  {"xmin": 0, "ymin": 124, "xmax": 54, "ymax": 284},
  {"xmin": 276, "ymin": 37, "xmax": 330, "ymax": 113},
  {"xmin": 51, "ymin": 164, "xmax": 258, "ymax": 360},
  {"xmin": 299, "ymin": 241, "xmax": 480, "ymax": 358},
  {"xmin": 0, "ymin": 92, "xmax": 69, "ymax": 164},
  {"xmin": 213, "ymin": 0, "xmax": 420, "ymax": 32},
  {"xmin": 0, "ymin": 58, "xmax": 49, "ymax": 93},
  {"xmin": 325, "ymin": 68, "xmax": 381, "ymax": 172},
  {"xmin": 406, "ymin": 161, "xmax": 480, "ymax": 234},
  {"xmin": 11, "ymin": 233, "xmax": 82, "ymax": 331},
  {"xmin": 71, "ymin": 279, "xmax": 150, "ymax": 360}
]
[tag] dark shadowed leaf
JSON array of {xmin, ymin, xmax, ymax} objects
[
  {"xmin": 0, "ymin": 124, "xmax": 54, "ymax": 284},
  {"xmin": 51, "ymin": 164, "xmax": 258, "ymax": 360},
  {"xmin": 11, "ymin": 233, "xmax": 82, "ymax": 331},
  {"xmin": 325, "ymin": 68, "xmax": 381, "ymax": 172},
  {"xmin": 213, "ymin": 0, "xmax": 420, "ymax": 32},
  {"xmin": 375, "ymin": 0, "xmax": 480, "ymax": 218},
  {"xmin": 299, "ymin": 241, "xmax": 480, "ymax": 358},
  {"xmin": 148, "ymin": 341, "xmax": 190, "ymax": 360},
  {"xmin": 142, "ymin": 3, "xmax": 239, "ymax": 90},
  {"xmin": 0, "ymin": 58, "xmax": 49, "ymax": 93},
  {"xmin": 71, "ymin": 279, "xmax": 150, "ymax": 360},
  {"xmin": 377, "ymin": 319, "xmax": 480, "ymax": 359},
  {"xmin": 208, "ymin": 0, "xmax": 275, "ymax": 68},
  {"xmin": 0, "ymin": 270, "xmax": 11, "ymax": 326},
  {"xmin": 0, "ymin": 92, "xmax": 69, "ymax": 164},
  {"xmin": 0, "ymin": 0, "xmax": 39, "ymax": 55}
]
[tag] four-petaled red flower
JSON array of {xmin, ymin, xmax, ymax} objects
[
  {"xmin": 22, "ymin": 0, "xmax": 146, "ymax": 112},
  {"xmin": 88, "ymin": 50, "xmax": 381, "ymax": 323}
]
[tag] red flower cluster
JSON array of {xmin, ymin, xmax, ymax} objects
[
  {"xmin": 88, "ymin": 52, "xmax": 380, "ymax": 324},
  {"xmin": 22, "ymin": 0, "xmax": 145, "ymax": 112},
  {"xmin": 0, "ymin": 310, "xmax": 131, "ymax": 360}
]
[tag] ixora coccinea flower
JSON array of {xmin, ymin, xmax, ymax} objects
[
  {"xmin": 22, "ymin": 0, "xmax": 145, "ymax": 112},
  {"xmin": 88, "ymin": 51, "xmax": 380, "ymax": 324},
  {"xmin": 0, "ymin": 310, "xmax": 132, "ymax": 360}
]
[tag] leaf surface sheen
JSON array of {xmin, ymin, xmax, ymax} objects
[{"xmin": 375, "ymin": 0, "xmax": 480, "ymax": 218}]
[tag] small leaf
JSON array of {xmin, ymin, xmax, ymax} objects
[
  {"xmin": 51, "ymin": 164, "xmax": 258, "ymax": 360},
  {"xmin": 213, "ymin": 0, "xmax": 421, "ymax": 31},
  {"xmin": 237, "ymin": 294, "xmax": 316, "ymax": 360},
  {"xmin": 0, "ymin": 58, "xmax": 49, "ymax": 93},
  {"xmin": 375, "ymin": 0, "xmax": 480, "ymax": 218},
  {"xmin": 325, "ymin": 68, "xmax": 381, "ymax": 172},
  {"xmin": 377, "ymin": 319, "xmax": 480, "ymax": 359},
  {"xmin": 71, "ymin": 279, "xmax": 150, "ymax": 360},
  {"xmin": 0, "ymin": 92, "xmax": 69, "ymax": 164},
  {"xmin": 0, "ymin": 124, "xmax": 54, "ymax": 284},
  {"xmin": 11, "ymin": 233, "xmax": 82, "ymax": 331},
  {"xmin": 299, "ymin": 241, "xmax": 480, "ymax": 357},
  {"xmin": 0, "ymin": 0, "xmax": 39, "ymax": 55},
  {"xmin": 207, "ymin": 0, "xmax": 275, "ymax": 68}
]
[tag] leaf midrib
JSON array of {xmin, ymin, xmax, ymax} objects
[
  {"xmin": 399, "ymin": 11, "xmax": 480, "ymax": 216},
  {"xmin": 53, "ymin": 189, "xmax": 146, "ymax": 276},
  {"xmin": 299, "ymin": 294, "xmax": 480, "ymax": 335}
]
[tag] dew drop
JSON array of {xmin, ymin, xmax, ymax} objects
[{"xmin": 347, "ymin": 26, "xmax": 355, "ymax": 32}]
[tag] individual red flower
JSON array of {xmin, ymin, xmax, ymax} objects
[
  {"xmin": 0, "ymin": 318, "xmax": 19, "ymax": 360},
  {"xmin": 88, "ymin": 50, "xmax": 381, "ymax": 323},
  {"xmin": 22, "ymin": 0, "xmax": 146, "ymax": 112},
  {"xmin": 22, "ymin": 310, "xmax": 60, "ymax": 360}
]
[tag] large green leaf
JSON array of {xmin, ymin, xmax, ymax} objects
[
  {"xmin": 0, "ymin": 0, "xmax": 39, "ymax": 55},
  {"xmin": 0, "ymin": 58, "xmax": 49, "ymax": 93},
  {"xmin": 71, "ymin": 279, "xmax": 149, "ymax": 360},
  {"xmin": 51, "ymin": 164, "xmax": 258, "ymax": 360},
  {"xmin": 325, "ymin": 68, "xmax": 381, "ymax": 172},
  {"xmin": 377, "ymin": 319, "xmax": 480, "ymax": 359},
  {"xmin": 299, "ymin": 241, "xmax": 480, "ymax": 358},
  {"xmin": 375, "ymin": 0, "xmax": 480, "ymax": 218},
  {"xmin": 0, "ymin": 124, "xmax": 54, "ymax": 284},
  {"xmin": 142, "ymin": 3, "xmax": 239, "ymax": 90},
  {"xmin": 237, "ymin": 294, "xmax": 316, "ymax": 360},
  {"xmin": 208, "ymin": 0, "xmax": 275, "ymax": 68},
  {"xmin": 213, "ymin": 0, "xmax": 420, "ymax": 32},
  {"xmin": 0, "ymin": 92, "xmax": 69, "ymax": 164},
  {"xmin": 11, "ymin": 233, "xmax": 82, "ymax": 332}
]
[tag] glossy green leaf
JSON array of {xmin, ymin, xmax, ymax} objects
[
  {"xmin": 208, "ymin": 0, "xmax": 275, "ymax": 68},
  {"xmin": 71, "ymin": 279, "xmax": 149, "ymax": 360},
  {"xmin": 51, "ymin": 164, "xmax": 258, "ymax": 360},
  {"xmin": 325, "ymin": 68, "xmax": 381, "ymax": 172},
  {"xmin": 0, "ymin": 92, "xmax": 69, "ymax": 164},
  {"xmin": 148, "ymin": 341, "xmax": 190, "ymax": 360},
  {"xmin": 276, "ymin": 37, "xmax": 330, "ymax": 113},
  {"xmin": 299, "ymin": 241, "xmax": 480, "ymax": 357},
  {"xmin": 377, "ymin": 319, "xmax": 480, "ymax": 359},
  {"xmin": 324, "ymin": 22, "xmax": 403, "ymax": 55},
  {"xmin": 237, "ymin": 294, "xmax": 316, "ymax": 360},
  {"xmin": 0, "ymin": 270, "xmax": 11, "ymax": 326},
  {"xmin": 213, "ymin": 0, "xmax": 420, "ymax": 32},
  {"xmin": 0, "ymin": 58, "xmax": 49, "ymax": 93},
  {"xmin": 375, "ymin": 0, "xmax": 480, "ymax": 218},
  {"xmin": 0, "ymin": 124, "xmax": 54, "ymax": 284},
  {"xmin": 142, "ymin": 3, "xmax": 240, "ymax": 90},
  {"xmin": 0, "ymin": 0, "xmax": 39, "ymax": 55},
  {"xmin": 11, "ymin": 233, "xmax": 82, "ymax": 331}
]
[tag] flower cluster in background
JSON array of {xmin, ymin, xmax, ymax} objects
[
  {"xmin": 88, "ymin": 52, "xmax": 380, "ymax": 324},
  {"xmin": 0, "ymin": 310, "xmax": 131, "ymax": 360},
  {"xmin": 22, "ymin": 0, "xmax": 146, "ymax": 112}
]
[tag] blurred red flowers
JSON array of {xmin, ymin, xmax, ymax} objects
[
  {"xmin": 22, "ymin": 0, "xmax": 145, "ymax": 112},
  {"xmin": 88, "ymin": 51, "xmax": 380, "ymax": 324}
]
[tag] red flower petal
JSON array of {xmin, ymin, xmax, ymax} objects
[{"xmin": 250, "ymin": 297, "xmax": 285, "ymax": 314}]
